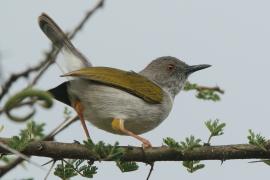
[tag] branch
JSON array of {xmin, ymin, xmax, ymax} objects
[
  {"xmin": 184, "ymin": 81, "xmax": 224, "ymax": 94},
  {"xmin": 29, "ymin": 0, "xmax": 104, "ymax": 87},
  {"xmin": 0, "ymin": 0, "xmax": 105, "ymax": 101},
  {"xmin": 1, "ymin": 139, "xmax": 270, "ymax": 162},
  {"xmin": 194, "ymin": 85, "xmax": 224, "ymax": 94},
  {"xmin": 0, "ymin": 50, "xmax": 55, "ymax": 101},
  {"xmin": 0, "ymin": 0, "xmax": 104, "ymax": 176},
  {"xmin": 69, "ymin": 0, "xmax": 104, "ymax": 39},
  {"xmin": 184, "ymin": 81, "xmax": 224, "ymax": 101},
  {"xmin": 0, "ymin": 116, "xmax": 77, "ymax": 176}
]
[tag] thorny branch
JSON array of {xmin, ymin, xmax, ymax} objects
[
  {"xmin": 29, "ymin": 0, "xmax": 104, "ymax": 87},
  {"xmin": 1, "ymin": 140, "xmax": 270, "ymax": 162},
  {"xmin": 0, "ymin": 0, "xmax": 104, "ymax": 176},
  {"xmin": 0, "ymin": 50, "xmax": 55, "ymax": 101},
  {"xmin": 0, "ymin": 0, "xmax": 104, "ymax": 101},
  {"xmin": 0, "ymin": 116, "xmax": 78, "ymax": 176}
]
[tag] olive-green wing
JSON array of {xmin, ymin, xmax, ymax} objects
[{"xmin": 62, "ymin": 67, "xmax": 163, "ymax": 104}]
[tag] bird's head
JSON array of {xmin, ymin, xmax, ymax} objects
[{"xmin": 140, "ymin": 56, "xmax": 211, "ymax": 98}]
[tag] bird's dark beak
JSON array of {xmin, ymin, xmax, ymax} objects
[{"xmin": 185, "ymin": 64, "xmax": 211, "ymax": 75}]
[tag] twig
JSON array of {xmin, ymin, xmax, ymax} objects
[
  {"xmin": 42, "ymin": 159, "xmax": 54, "ymax": 166},
  {"xmin": 44, "ymin": 160, "xmax": 56, "ymax": 180},
  {"xmin": 29, "ymin": 47, "xmax": 59, "ymax": 86},
  {"xmin": 69, "ymin": 0, "xmax": 104, "ymax": 39},
  {"xmin": 29, "ymin": 0, "xmax": 104, "ymax": 87},
  {"xmin": 0, "ymin": 0, "xmax": 105, "ymax": 100},
  {"xmin": 0, "ymin": 53, "xmax": 54, "ymax": 101},
  {"xmin": 63, "ymin": 159, "xmax": 85, "ymax": 177},
  {"xmin": 196, "ymin": 85, "xmax": 224, "ymax": 94},
  {"xmin": 0, "ymin": 99, "xmax": 36, "ymax": 115},
  {"xmin": 146, "ymin": 162, "xmax": 154, "ymax": 180},
  {"xmin": 0, "ymin": 142, "xmax": 46, "ymax": 171},
  {"xmin": 0, "ymin": 157, "xmax": 24, "ymax": 175},
  {"xmin": 46, "ymin": 115, "xmax": 78, "ymax": 138}
]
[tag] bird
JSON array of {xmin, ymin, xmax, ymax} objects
[{"xmin": 38, "ymin": 13, "xmax": 211, "ymax": 147}]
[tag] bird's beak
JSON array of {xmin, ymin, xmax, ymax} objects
[{"xmin": 185, "ymin": 64, "xmax": 211, "ymax": 75}]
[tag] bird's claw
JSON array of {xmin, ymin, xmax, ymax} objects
[{"xmin": 142, "ymin": 139, "xmax": 152, "ymax": 148}]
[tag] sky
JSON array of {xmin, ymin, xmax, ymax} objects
[{"xmin": 1, "ymin": 0, "xmax": 270, "ymax": 179}]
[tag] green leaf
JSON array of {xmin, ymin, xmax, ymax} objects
[
  {"xmin": 116, "ymin": 161, "xmax": 139, "ymax": 172},
  {"xmin": 196, "ymin": 90, "xmax": 220, "ymax": 101},
  {"xmin": 183, "ymin": 81, "xmax": 198, "ymax": 90},
  {"xmin": 54, "ymin": 160, "xmax": 77, "ymax": 179},
  {"xmin": 163, "ymin": 137, "xmax": 181, "ymax": 149},
  {"xmin": 75, "ymin": 159, "xmax": 84, "ymax": 168},
  {"xmin": 262, "ymin": 160, "xmax": 270, "ymax": 166},
  {"xmin": 183, "ymin": 161, "xmax": 205, "ymax": 173},
  {"xmin": 84, "ymin": 139, "xmax": 125, "ymax": 160},
  {"xmin": 20, "ymin": 121, "xmax": 45, "ymax": 139},
  {"xmin": 63, "ymin": 107, "xmax": 72, "ymax": 120},
  {"xmin": 8, "ymin": 133, "xmax": 31, "ymax": 151},
  {"xmin": 184, "ymin": 82, "xmax": 223, "ymax": 101},
  {"xmin": 163, "ymin": 136, "xmax": 204, "ymax": 173},
  {"xmin": 78, "ymin": 164, "xmax": 98, "ymax": 178},
  {"xmin": 0, "ymin": 155, "xmax": 12, "ymax": 164},
  {"xmin": 54, "ymin": 159, "xmax": 98, "ymax": 179},
  {"xmin": 8, "ymin": 121, "xmax": 45, "ymax": 151},
  {"xmin": 181, "ymin": 135, "xmax": 202, "ymax": 152},
  {"xmin": 163, "ymin": 136, "xmax": 202, "ymax": 152},
  {"xmin": 205, "ymin": 119, "xmax": 226, "ymax": 143},
  {"xmin": 247, "ymin": 129, "xmax": 267, "ymax": 151}
]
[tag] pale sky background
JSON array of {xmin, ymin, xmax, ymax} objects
[{"xmin": 1, "ymin": 0, "xmax": 270, "ymax": 179}]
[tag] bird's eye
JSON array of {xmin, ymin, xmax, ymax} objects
[{"xmin": 167, "ymin": 64, "xmax": 175, "ymax": 71}]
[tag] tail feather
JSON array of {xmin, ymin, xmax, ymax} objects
[{"xmin": 38, "ymin": 13, "xmax": 91, "ymax": 73}]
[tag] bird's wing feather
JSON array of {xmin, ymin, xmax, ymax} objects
[{"xmin": 62, "ymin": 67, "xmax": 163, "ymax": 104}]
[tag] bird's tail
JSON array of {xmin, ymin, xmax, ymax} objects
[{"xmin": 38, "ymin": 13, "xmax": 92, "ymax": 73}]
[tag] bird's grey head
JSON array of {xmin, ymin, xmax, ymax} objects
[{"xmin": 140, "ymin": 56, "xmax": 211, "ymax": 98}]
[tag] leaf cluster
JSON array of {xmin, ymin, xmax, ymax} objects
[
  {"xmin": 54, "ymin": 159, "xmax": 97, "ymax": 179},
  {"xmin": 116, "ymin": 161, "xmax": 139, "ymax": 172},
  {"xmin": 84, "ymin": 139, "xmax": 138, "ymax": 173},
  {"xmin": 8, "ymin": 121, "xmax": 45, "ymax": 151},
  {"xmin": 247, "ymin": 130, "xmax": 270, "ymax": 166},
  {"xmin": 163, "ymin": 136, "xmax": 204, "ymax": 173},
  {"xmin": 247, "ymin": 129, "xmax": 267, "ymax": 151},
  {"xmin": 83, "ymin": 139, "xmax": 124, "ymax": 160},
  {"xmin": 184, "ymin": 82, "xmax": 222, "ymax": 101},
  {"xmin": 205, "ymin": 119, "xmax": 226, "ymax": 144}
]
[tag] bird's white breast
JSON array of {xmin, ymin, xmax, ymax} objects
[{"xmin": 68, "ymin": 79, "xmax": 173, "ymax": 135}]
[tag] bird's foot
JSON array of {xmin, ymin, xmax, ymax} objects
[
  {"xmin": 111, "ymin": 118, "xmax": 152, "ymax": 148},
  {"xmin": 141, "ymin": 139, "xmax": 152, "ymax": 148}
]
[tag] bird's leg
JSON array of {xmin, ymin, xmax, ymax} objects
[
  {"xmin": 112, "ymin": 118, "xmax": 152, "ymax": 148},
  {"xmin": 73, "ymin": 101, "xmax": 91, "ymax": 139}
]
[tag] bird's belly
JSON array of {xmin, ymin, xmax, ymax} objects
[{"xmin": 69, "ymin": 81, "xmax": 173, "ymax": 135}]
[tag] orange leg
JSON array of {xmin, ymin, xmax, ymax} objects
[
  {"xmin": 74, "ymin": 101, "xmax": 90, "ymax": 139},
  {"xmin": 112, "ymin": 118, "xmax": 152, "ymax": 148}
]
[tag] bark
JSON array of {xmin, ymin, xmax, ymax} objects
[{"xmin": 1, "ymin": 138, "xmax": 270, "ymax": 162}]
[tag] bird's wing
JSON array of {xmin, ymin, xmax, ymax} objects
[
  {"xmin": 38, "ymin": 13, "xmax": 91, "ymax": 74},
  {"xmin": 62, "ymin": 67, "xmax": 163, "ymax": 104}
]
